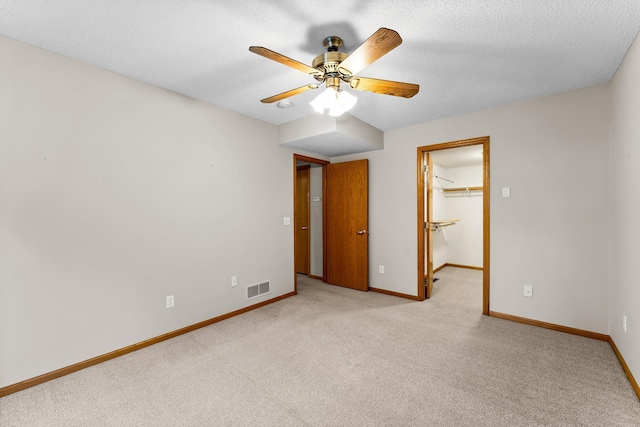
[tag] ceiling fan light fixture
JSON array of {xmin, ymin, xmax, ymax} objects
[
  {"xmin": 310, "ymin": 87, "xmax": 357, "ymax": 117},
  {"xmin": 250, "ymin": 28, "xmax": 418, "ymax": 108}
]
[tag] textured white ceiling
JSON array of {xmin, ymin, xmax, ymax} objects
[{"xmin": 1, "ymin": 0, "xmax": 639, "ymax": 138}]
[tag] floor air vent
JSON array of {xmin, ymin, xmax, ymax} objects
[{"xmin": 247, "ymin": 281, "xmax": 270, "ymax": 300}]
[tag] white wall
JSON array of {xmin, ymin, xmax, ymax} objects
[
  {"xmin": 610, "ymin": 34, "xmax": 640, "ymax": 386},
  {"xmin": 0, "ymin": 36, "xmax": 298, "ymax": 388},
  {"xmin": 335, "ymin": 83, "xmax": 610, "ymax": 334},
  {"xmin": 436, "ymin": 165, "xmax": 483, "ymax": 268}
]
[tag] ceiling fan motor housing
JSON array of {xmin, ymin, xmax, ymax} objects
[
  {"xmin": 312, "ymin": 52, "xmax": 349, "ymax": 74},
  {"xmin": 312, "ymin": 36, "xmax": 352, "ymax": 85}
]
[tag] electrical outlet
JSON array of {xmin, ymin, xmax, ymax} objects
[
  {"xmin": 523, "ymin": 285, "xmax": 533, "ymax": 298},
  {"xmin": 166, "ymin": 295, "xmax": 174, "ymax": 308},
  {"xmin": 231, "ymin": 276, "xmax": 238, "ymax": 287},
  {"xmin": 379, "ymin": 265, "xmax": 384, "ymax": 274},
  {"xmin": 623, "ymin": 315, "xmax": 627, "ymax": 333}
]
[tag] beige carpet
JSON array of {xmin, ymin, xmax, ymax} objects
[{"xmin": 1, "ymin": 267, "xmax": 639, "ymax": 426}]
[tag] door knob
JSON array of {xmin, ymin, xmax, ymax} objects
[
  {"xmin": 301, "ymin": 226, "xmax": 308, "ymax": 230},
  {"xmin": 356, "ymin": 229, "xmax": 368, "ymax": 235}
]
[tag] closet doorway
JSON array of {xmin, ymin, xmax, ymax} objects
[
  {"xmin": 417, "ymin": 137, "xmax": 490, "ymax": 314},
  {"xmin": 294, "ymin": 155, "xmax": 329, "ymax": 292}
]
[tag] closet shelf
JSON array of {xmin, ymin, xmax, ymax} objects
[{"xmin": 428, "ymin": 220, "xmax": 459, "ymax": 231}]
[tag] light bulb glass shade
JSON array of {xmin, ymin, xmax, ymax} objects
[
  {"xmin": 329, "ymin": 104, "xmax": 344, "ymax": 117},
  {"xmin": 310, "ymin": 87, "xmax": 336, "ymax": 114},
  {"xmin": 337, "ymin": 89, "xmax": 357, "ymax": 112},
  {"xmin": 310, "ymin": 87, "xmax": 357, "ymax": 117}
]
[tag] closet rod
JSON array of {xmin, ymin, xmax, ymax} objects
[
  {"xmin": 428, "ymin": 219, "xmax": 460, "ymax": 231},
  {"xmin": 442, "ymin": 186, "xmax": 483, "ymax": 193},
  {"xmin": 433, "ymin": 175, "xmax": 454, "ymax": 184}
]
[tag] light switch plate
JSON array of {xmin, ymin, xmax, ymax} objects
[
  {"xmin": 283, "ymin": 217, "xmax": 291, "ymax": 225},
  {"xmin": 502, "ymin": 187, "xmax": 511, "ymax": 198}
]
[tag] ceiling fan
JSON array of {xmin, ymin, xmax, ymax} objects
[{"xmin": 249, "ymin": 28, "xmax": 419, "ymax": 116}]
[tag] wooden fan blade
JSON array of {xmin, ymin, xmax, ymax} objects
[
  {"xmin": 349, "ymin": 77, "xmax": 419, "ymax": 98},
  {"xmin": 261, "ymin": 84, "xmax": 318, "ymax": 103},
  {"xmin": 249, "ymin": 46, "xmax": 321, "ymax": 76},
  {"xmin": 338, "ymin": 28, "xmax": 402, "ymax": 76}
]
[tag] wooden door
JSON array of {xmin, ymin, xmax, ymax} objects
[
  {"xmin": 295, "ymin": 166, "xmax": 310, "ymax": 275},
  {"xmin": 326, "ymin": 160, "xmax": 368, "ymax": 291},
  {"xmin": 425, "ymin": 153, "xmax": 434, "ymax": 298}
]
